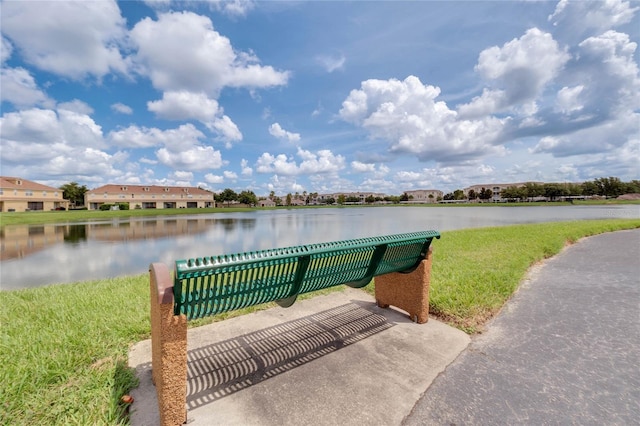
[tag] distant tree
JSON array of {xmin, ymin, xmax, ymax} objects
[
  {"xmin": 286, "ymin": 193, "xmax": 292, "ymax": 206},
  {"xmin": 523, "ymin": 182, "xmax": 544, "ymax": 200},
  {"xmin": 543, "ymin": 183, "xmax": 566, "ymax": 201},
  {"xmin": 594, "ymin": 177, "xmax": 625, "ymax": 198},
  {"xmin": 238, "ymin": 190, "xmax": 258, "ymax": 206},
  {"xmin": 337, "ymin": 194, "xmax": 346, "ymax": 205},
  {"xmin": 269, "ymin": 190, "xmax": 275, "ymax": 200},
  {"xmin": 400, "ymin": 192, "xmax": 409, "ymax": 202},
  {"xmin": 365, "ymin": 195, "xmax": 376, "ymax": 203},
  {"xmin": 346, "ymin": 196, "xmax": 360, "ymax": 203},
  {"xmin": 216, "ymin": 188, "xmax": 238, "ymax": 206},
  {"xmin": 626, "ymin": 180, "xmax": 640, "ymax": 194},
  {"xmin": 59, "ymin": 182, "xmax": 88, "ymax": 207},
  {"xmin": 479, "ymin": 187, "xmax": 493, "ymax": 201},
  {"xmin": 326, "ymin": 197, "xmax": 336, "ymax": 205},
  {"xmin": 467, "ymin": 189, "xmax": 477, "ymax": 200},
  {"xmin": 581, "ymin": 181, "xmax": 599, "ymax": 196},
  {"xmin": 453, "ymin": 189, "xmax": 465, "ymax": 200}
]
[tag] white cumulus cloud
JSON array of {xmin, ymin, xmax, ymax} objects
[
  {"xmin": 1, "ymin": 0, "xmax": 129, "ymax": 80},
  {"xmin": 269, "ymin": 122, "xmax": 301, "ymax": 142}
]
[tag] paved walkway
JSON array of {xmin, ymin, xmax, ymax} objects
[{"xmin": 404, "ymin": 229, "xmax": 640, "ymax": 425}]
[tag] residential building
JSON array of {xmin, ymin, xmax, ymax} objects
[
  {"xmin": 259, "ymin": 199, "xmax": 277, "ymax": 207},
  {"xmin": 403, "ymin": 189, "xmax": 443, "ymax": 203},
  {"xmin": 85, "ymin": 184, "xmax": 215, "ymax": 210},
  {"xmin": 0, "ymin": 176, "xmax": 69, "ymax": 212},
  {"xmin": 316, "ymin": 192, "xmax": 387, "ymax": 204},
  {"xmin": 463, "ymin": 182, "xmax": 544, "ymax": 202}
]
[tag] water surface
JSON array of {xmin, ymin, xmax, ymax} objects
[{"xmin": 1, "ymin": 205, "xmax": 637, "ymax": 290}]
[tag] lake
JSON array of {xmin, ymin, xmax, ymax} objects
[{"xmin": 1, "ymin": 205, "xmax": 638, "ymax": 290}]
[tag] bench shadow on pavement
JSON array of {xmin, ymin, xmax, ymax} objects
[{"xmin": 180, "ymin": 301, "xmax": 395, "ymax": 410}]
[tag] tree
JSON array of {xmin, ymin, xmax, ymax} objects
[
  {"xmin": 594, "ymin": 177, "xmax": 625, "ymax": 198},
  {"xmin": 467, "ymin": 189, "xmax": 477, "ymax": 201},
  {"xmin": 59, "ymin": 182, "xmax": 88, "ymax": 207},
  {"xmin": 238, "ymin": 190, "xmax": 258, "ymax": 206},
  {"xmin": 581, "ymin": 181, "xmax": 598, "ymax": 196},
  {"xmin": 543, "ymin": 183, "xmax": 566, "ymax": 201},
  {"xmin": 216, "ymin": 188, "xmax": 238, "ymax": 206},
  {"xmin": 286, "ymin": 193, "xmax": 292, "ymax": 206},
  {"xmin": 269, "ymin": 190, "xmax": 275, "ymax": 201},
  {"xmin": 479, "ymin": 187, "xmax": 493, "ymax": 201},
  {"xmin": 337, "ymin": 194, "xmax": 345, "ymax": 205}
]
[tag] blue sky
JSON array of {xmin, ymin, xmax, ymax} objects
[{"xmin": 1, "ymin": 0, "xmax": 638, "ymax": 196}]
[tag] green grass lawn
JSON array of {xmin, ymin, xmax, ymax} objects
[{"xmin": 1, "ymin": 219, "xmax": 639, "ymax": 424}]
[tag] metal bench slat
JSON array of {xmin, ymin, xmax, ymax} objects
[{"xmin": 173, "ymin": 231, "xmax": 440, "ymax": 319}]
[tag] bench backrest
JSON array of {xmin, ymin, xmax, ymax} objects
[{"xmin": 173, "ymin": 230, "xmax": 440, "ymax": 320}]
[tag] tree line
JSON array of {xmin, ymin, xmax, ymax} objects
[{"xmin": 442, "ymin": 177, "xmax": 640, "ymax": 202}]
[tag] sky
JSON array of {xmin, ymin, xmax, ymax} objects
[{"xmin": 0, "ymin": 0, "xmax": 639, "ymax": 196}]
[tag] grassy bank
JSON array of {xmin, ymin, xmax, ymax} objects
[{"xmin": 1, "ymin": 219, "xmax": 639, "ymax": 424}]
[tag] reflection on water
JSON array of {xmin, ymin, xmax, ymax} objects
[{"xmin": 1, "ymin": 205, "xmax": 638, "ymax": 290}]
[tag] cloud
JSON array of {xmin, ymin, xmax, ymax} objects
[
  {"xmin": 340, "ymin": 75, "xmax": 507, "ymax": 163},
  {"xmin": 157, "ymin": 145, "xmax": 225, "ymax": 171},
  {"xmin": 0, "ymin": 67, "xmax": 53, "ymax": 108},
  {"xmin": 1, "ymin": 0, "xmax": 129, "ymax": 80},
  {"xmin": 531, "ymin": 110, "xmax": 640, "ymax": 157},
  {"xmin": 268, "ymin": 122, "xmax": 301, "ymax": 142},
  {"xmin": 130, "ymin": 11, "xmax": 289, "ymax": 95},
  {"xmin": 549, "ymin": 0, "xmax": 639, "ymax": 40},
  {"xmin": 204, "ymin": 173, "xmax": 224, "ymax": 184},
  {"xmin": 297, "ymin": 148, "xmax": 345, "ymax": 174},
  {"xmin": 0, "ymin": 107, "xmax": 105, "ymax": 157},
  {"xmin": 111, "ymin": 103, "xmax": 133, "ymax": 115},
  {"xmin": 458, "ymin": 28, "xmax": 570, "ymax": 119},
  {"xmin": 316, "ymin": 54, "xmax": 346, "ymax": 72},
  {"xmin": 1, "ymin": 37, "xmax": 13, "ymax": 64},
  {"xmin": 0, "ymin": 107, "xmax": 129, "ymax": 182},
  {"xmin": 255, "ymin": 148, "xmax": 345, "ymax": 176},
  {"xmin": 241, "ymin": 159, "xmax": 253, "ymax": 176},
  {"xmin": 223, "ymin": 170, "xmax": 238, "ymax": 180},
  {"xmin": 351, "ymin": 161, "xmax": 376, "ymax": 173},
  {"xmin": 147, "ymin": 91, "xmax": 242, "ymax": 143}
]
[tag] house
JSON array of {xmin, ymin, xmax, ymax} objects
[
  {"xmin": 0, "ymin": 176, "xmax": 70, "ymax": 212},
  {"xmin": 403, "ymin": 189, "xmax": 443, "ymax": 203},
  {"xmin": 463, "ymin": 182, "xmax": 544, "ymax": 202},
  {"xmin": 85, "ymin": 184, "xmax": 215, "ymax": 210},
  {"xmin": 259, "ymin": 199, "xmax": 277, "ymax": 207}
]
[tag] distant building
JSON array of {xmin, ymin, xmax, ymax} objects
[
  {"xmin": 258, "ymin": 199, "xmax": 276, "ymax": 207},
  {"xmin": 0, "ymin": 176, "xmax": 69, "ymax": 212},
  {"xmin": 463, "ymin": 182, "xmax": 544, "ymax": 202},
  {"xmin": 85, "ymin": 184, "xmax": 215, "ymax": 210},
  {"xmin": 317, "ymin": 192, "xmax": 387, "ymax": 204},
  {"xmin": 403, "ymin": 189, "xmax": 443, "ymax": 203}
]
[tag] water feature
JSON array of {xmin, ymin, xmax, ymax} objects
[{"xmin": 1, "ymin": 205, "xmax": 637, "ymax": 290}]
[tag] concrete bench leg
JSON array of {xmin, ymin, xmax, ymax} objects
[
  {"xmin": 374, "ymin": 247, "xmax": 433, "ymax": 324},
  {"xmin": 150, "ymin": 263, "xmax": 188, "ymax": 426}
]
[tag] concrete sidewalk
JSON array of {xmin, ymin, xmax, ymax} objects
[
  {"xmin": 404, "ymin": 228, "xmax": 640, "ymax": 425},
  {"xmin": 128, "ymin": 287, "xmax": 470, "ymax": 426}
]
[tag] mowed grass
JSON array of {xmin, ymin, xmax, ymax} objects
[{"xmin": 1, "ymin": 219, "xmax": 639, "ymax": 424}]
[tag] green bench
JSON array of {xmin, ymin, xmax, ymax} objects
[{"xmin": 150, "ymin": 230, "xmax": 440, "ymax": 426}]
